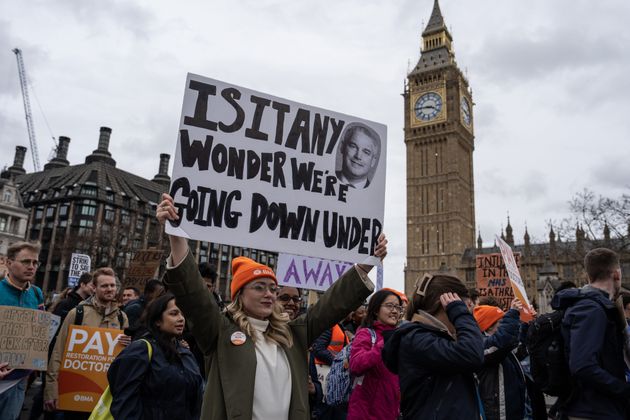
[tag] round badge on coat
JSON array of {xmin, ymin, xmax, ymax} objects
[{"xmin": 230, "ymin": 331, "xmax": 246, "ymax": 346}]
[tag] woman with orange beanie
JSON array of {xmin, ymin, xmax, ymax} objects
[{"xmin": 156, "ymin": 193, "xmax": 387, "ymax": 420}]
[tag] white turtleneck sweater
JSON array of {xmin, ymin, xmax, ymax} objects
[{"xmin": 248, "ymin": 316, "xmax": 292, "ymax": 420}]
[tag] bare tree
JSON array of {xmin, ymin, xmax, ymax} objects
[{"xmin": 555, "ymin": 189, "xmax": 630, "ymax": 250}]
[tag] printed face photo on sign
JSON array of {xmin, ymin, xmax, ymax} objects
[{"xmin": 335, "ymin": 122, "xmax": 381, "ymax": 189}]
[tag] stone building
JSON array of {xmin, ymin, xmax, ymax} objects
[
  {"xmin": 0, "ymin": 148, "xmax": 29, "ymax": 255},
  {"xmin": 404, "ymin": 0, "xmax": 476, "ymax": 293},
  {"xmin": 3, "ymin": 127, "xmax": 276, "ymax": 298},
  {"xmin": 462, "ymin": 220, "xmax": 630, "ymax": 313}
]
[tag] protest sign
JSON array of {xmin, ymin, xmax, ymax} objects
[
  {"xmin": 495, "ymin": 235, "xmax": 534, "ymax": 321},
  {"xmin": 68, "ymin": 253, "xmax": 91, "ymax": 287},
  {"xmin": 277, "ymin": 253, "xmax": 384, "ymax": 292},
  {"xmin": 166, "ymin": 74, "xmax": 387, "ymax": 265},
  {"xmin": 476, "ymin": 253, "xmax": 517, "ymax": 310},
  {"xmin": 124, "ymin": 249, "xmax": 163, "ymax": 291},
  {"xmin": 0, "ymin": 306, "xmax": 53, "ymax": 370},
  {"xmin": 276, "ymin": 253, "xmax": 353, "ymax": 292},
  {"xmin": 57, "ymin": 325, "xmax": 124, "ymax": 412}
]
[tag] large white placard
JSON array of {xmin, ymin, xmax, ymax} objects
[{"xmin": 167, "ymin": 74, "xmax": 387, "ymax": 264}]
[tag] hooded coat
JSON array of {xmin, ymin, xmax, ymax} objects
[
  {"xmin": 163, "ymin": 250, "xmax": 374, "ymax": 420},
  {"xmin": 382, "ymin": 301, "xmax": 484, "ymax": 420},
  {"xmin": 347, "ymin": 322, "xmax": 399, "ymax": 420},
  {"xmin": 551, "ymin": 285, "xmax": 630, "ymax": 419}
]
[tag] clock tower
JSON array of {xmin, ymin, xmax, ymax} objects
[{"xmin": 404, "ymin": 0, "xmax": 475, "ymax": 294}]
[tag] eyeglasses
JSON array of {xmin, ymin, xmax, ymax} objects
[
  {"xmin": 382, "ymin": 303, "xmax": 403, "ymax": 313},
  {"xmin": 278, "ymin": 294, "xmax": 302, "ymax": 304},
  {"xmin": 13, "ymin": 259, "xmax": 40, "ymax": 268},
  {"xmin": 245, "ymin": 283, "xmax": 279, "ymax": 294}
]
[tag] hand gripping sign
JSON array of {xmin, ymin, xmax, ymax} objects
[
  {"xmin": 166, "ymin": 74, "xmax": 387, "ymax": 266},
  {"xmin": 495, "ymin": 235, "xmax": 534, "ymax": 321}
]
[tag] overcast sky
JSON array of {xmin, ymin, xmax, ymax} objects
[{"xmin": 1, "ymin": 0, "xmax": 629, "ymax": 292}]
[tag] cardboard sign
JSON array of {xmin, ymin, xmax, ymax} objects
[
  {"xmin": 495, "ymin": 236, "xmax": 534, "ymax": 321},
  {"xmin": 166, "ymin": 74, "xmax": 387, "ymax": 265},
  {"xmin": 476, "ymin": 253, "xmax": 517, "ymax": 310},
  {"xmin": 124, "ymin": 249, "xmax": 163, "ymax": 291},
  {"xmin": 0, "ymin": 306, "xmax": 53, "ymax": 370},
  {"xmin": 68, "ymin": 253, "xmax": 91, "ymax": 287},
  {"xmin": 57, "ymin": 325, "xmax": 124, "ymax": 412}
]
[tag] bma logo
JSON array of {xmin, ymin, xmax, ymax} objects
[{"xmin": 74, "ymin": 394, "xmax": 94, "ymax": 402}]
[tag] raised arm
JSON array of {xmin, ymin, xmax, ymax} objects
[{"xmin": 156, "ymin": 193, "xmax": 225, "ymax": 355}]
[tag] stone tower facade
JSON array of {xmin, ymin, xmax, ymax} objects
[{"xmin": 404, "ymin": 0, "xmax": 476, "ymax": 294}]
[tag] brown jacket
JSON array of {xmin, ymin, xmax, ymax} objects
[
  {"xmin": 164, "ymin": 250, "xmax": 373, "ymax": 420},
  {"xmin": 44, "ymin": 296, "xmax": 128, "ymax": 401}
]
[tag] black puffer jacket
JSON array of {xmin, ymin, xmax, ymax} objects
[
  {"xmin": 108, "ymin": 336, "xmax": 203, "ymax": 420},
  {"xmin": 382, "ymin": 301, "xmax": 484, "ymax": 420}
]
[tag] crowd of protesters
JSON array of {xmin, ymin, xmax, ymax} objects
[{"xmin": 1, "ymin": 193, "xmax": 629, "ymax": 420}]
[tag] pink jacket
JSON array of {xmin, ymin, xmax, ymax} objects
[{"xmin": 347, "ymin": 322, "xmax": 400, "ymax": 420}]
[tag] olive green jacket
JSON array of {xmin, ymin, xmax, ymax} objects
[{"xmin": 164, "ymin": 250, "xmax": 373, "ymax": 420}]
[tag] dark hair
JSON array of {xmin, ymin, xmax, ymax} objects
[
  {"xmin": 144, "ymin": 279, "xmax": 164, "ymax": 296},
  {"xmin": 198, "ymin": 262, "xmax": 217, "ymax": 282},
  {"xmin": 468, "ymin": 288, "xmax": 479, "ymax": 301},
  {"xmin": 124, "ymin": 286, "xmax": 141, "ymax": 297},
  {"xmin": 78, "ymin": 272, "xmax": 93, "ymax": 286},
  {"xmin": 584, "ymin": 248, "xmax": 619, "ymax": 282},
  {"xmin": 555, "ymin": 281, "xmax": 577, "ymax": 294},
  {"xmin": 406, "ymin": 274, "xmax": 469, "ymax": 320},
  {"xmin": 621, "ymin": 293, "xmax": 630, "ymax": 308},
  {"xmin": 363, "ymin": 290, "xmax": 402, "ymax": 328},
  {"xmin": 478, "ymin": 296, "xmax": 501, "ymax": 308},
  {"xmin": 144, "ymin": 292, "xmax": 181, "ymax": 362}
]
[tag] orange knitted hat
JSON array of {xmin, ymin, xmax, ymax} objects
[
  {"xmin": 382, "ymin": 287, "xmax": 409, "ymax": 303},
  {"xmin": 230, "ymin": 256, "xmax": 277, "ymax": 299},
  {"xmin": 473, "ymin": 305, "xmax": 505, "ymax": 332}
]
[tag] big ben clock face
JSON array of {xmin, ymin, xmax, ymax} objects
[
  {"xmin": 414, "ymin": 92, "xmax": 443, "ymax": 121},
  {"xmin": 460, "ymin": 97, "xmax": 471, "ymax": 126}
]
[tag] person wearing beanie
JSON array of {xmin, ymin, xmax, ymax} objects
[
  {"xmin": 156, "ymin": 193, "xmax": 387, "ymax": 420},
  {"xmin": 475, "ymin": 299, "xmax": 528, "ymax": 420},
  {"xmin": 473, "ymin": 304, "xmax": 505, "ymax": 334}
]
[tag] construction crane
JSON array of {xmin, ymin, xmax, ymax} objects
[{"xmin": 12, "ymin": 48, "xmax": 41, "ymax": 172}]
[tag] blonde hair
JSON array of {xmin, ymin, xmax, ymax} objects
[{"xmin": 226, "ymin": 294, "xmax": 294, "ymax": 348}]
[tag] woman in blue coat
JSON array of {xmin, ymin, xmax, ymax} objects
[
  {"xmin": 382, "ymin": 274, "xmax": 484, "ymax": 420},
  {"xmin": 107, "ymin": 292, "xmax": 203, "ymax": 419}
]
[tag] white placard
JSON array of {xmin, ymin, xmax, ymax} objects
[
  {"xmin": 166, "ymin": 74, "xmax": 387, "ymax": 264},
  {"xmin": 495, "ymin": 235, "xmax": 533, "ymax": 312},
  {"xmin": 68, "ymin": 253, "xmax": 91, "ymax": 287}
]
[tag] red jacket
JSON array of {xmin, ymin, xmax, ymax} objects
[{"xmin": 347, "ymin": 322, "xmax": 400, "ymax": 420}]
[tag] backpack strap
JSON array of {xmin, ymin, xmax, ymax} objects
[
  {"xmin": 139, "ymin": 339, "xmax": 153, "ymax": 361},
  {"xmin": 74, "ymin": 305, "xmax": 84, "ymax": 325}
]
